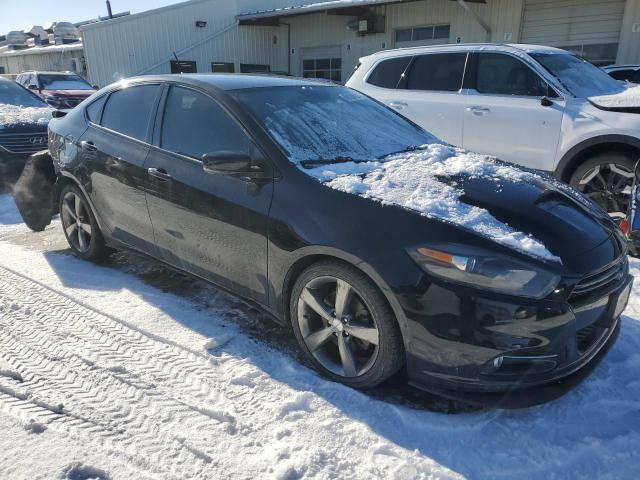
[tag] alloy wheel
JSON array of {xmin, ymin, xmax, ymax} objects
[
  {"xmin": 576, "ymin": 163, "xmax": 634, "ymax": 215},
  {"xmin": 61, "ymin": 191, "xmax": 93, "ymax": 253},
  {"xmin": 297, "ymin": 276, "xmax": 379, "ymax": 378}
]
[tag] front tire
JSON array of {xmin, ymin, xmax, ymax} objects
[
  {"xmin": 569, "ymin": 152, "xmax": 636, "ymax": 216},
  {"xmin": 59, "ymin": 184, "xmax": 109, "ymax": 261},
  {"xmin": 290, "ymin": 261, "xmax": 404, "ymax": 389}
]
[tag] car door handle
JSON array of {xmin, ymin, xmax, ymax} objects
[
  {"xmin": 467, "ymin": 106, "xmax": 491, "ymax": 115},
  {"xmin": 80, "ymin": 140, "xmax": 97, "ymax": 152},
  {"xmin": 389, "ymin": 101, "xmax": 408, "ymax": 109},
  {"xmin": 147, "ymin": 167, "xmax": 172, "ymax": 181}
]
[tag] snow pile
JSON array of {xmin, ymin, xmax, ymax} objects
[
  {"xmin": 0, "ymin": 104, "xmax": 52, "ymax": 128},
  {"xmin": 303, "ymin": 144, "xmax": 561, "ymax": 263},
  {"xmin": 589, "ymin": 84, "xmax": 640, "ymax": 108}
]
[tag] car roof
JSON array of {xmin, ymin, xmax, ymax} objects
[
  {"xmin": 603, "ymin": 64, "xmax": 640, "ymax": 71},
  {"xmin": 122, "ymin": 73, "xmax": 338, "ymax": 91},
  {"xmin": 360, "ymin": 43, "xmax": 568, "ymax": 61}
]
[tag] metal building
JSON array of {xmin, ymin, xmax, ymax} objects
[{"xmin": 79, "ymin": 0, "xmax": 640, "ymax": 88}]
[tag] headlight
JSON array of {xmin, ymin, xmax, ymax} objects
[{"xmin": 407, "ymin": 245, "xmax": 560, "ymax": 299}]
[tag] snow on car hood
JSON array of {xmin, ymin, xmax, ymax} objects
[
  {"xmin": 0, "ymin": 103, "xmax": 52, "ymax": 129},
  {"xmin": 589, "ymin": 84, "xmax": 640, "ymax": 109},
  {"xmin": 301, "ymin": 144, "xmax": 562, "ymax": 263}
]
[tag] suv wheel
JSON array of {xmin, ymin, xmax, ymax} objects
[
  {"xmin": 569, "ymin": 152, "xmax": 636, "ymax": 216},
  {"xmin": 290, "ymin": 261, "xmax": 404, "ymax": 389}
]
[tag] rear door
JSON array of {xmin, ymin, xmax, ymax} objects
[
  {"xmin": 144, "ymin": 85, "xmax": 273, "ymax": 303},
  {"xmin": 385, "ymin": 53, "xmax": 468, "ymax": 146},
  {"xmin": 462, "ymin": 52, "xmax": 564, "ymax": 171},
  {"xmin": 79, "ymin": 83, "xmax": 161, "ymax": 252}
]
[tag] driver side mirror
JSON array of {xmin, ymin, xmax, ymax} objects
[
  {"xmin": 28, "ymin": 84, "xmax": 39, "ymax": 91},
  {"xmin": 202, "ymin": 151, "xmax": 263, "ymax": 178}
]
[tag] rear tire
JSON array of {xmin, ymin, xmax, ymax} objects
[
  {"xmin": 290, "ymin": 261, "xmax": 404, "ymax": 389},
  {"xmin": 59, "ymin": 184, "xmax": 109, "ymax": 261},
  {"xmin": 569, "ymin": 152, "xmax": 636, "ymax": 216}
]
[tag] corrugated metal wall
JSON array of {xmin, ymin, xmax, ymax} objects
[
  {"xmin": 81, "ymin": 0, "xmax": 287, "ymax": 87},
  {"xmin": 0, "ymin": 48, "xmax": 85, "ymax": 76},
  {"xmin": 617, "ymin": 0, "xmax": 640, "ymax": 63},
  {"xmin": 521, "ymin": 0, "xmax": 626, "ymax": 45}
]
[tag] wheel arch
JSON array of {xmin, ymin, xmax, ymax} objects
[
  {"xmin": 57, "ymin": 171, "xmax": 106, "ymax": 232},
  {"xmin": 555, "ymin": 135, "xmax": 640, "ymax": 183},
  {"xmin": 281, "ymin": 247, "xmax": 412, "ymax": 349}
]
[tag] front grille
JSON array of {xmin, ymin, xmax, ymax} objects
[
  {"xmin": 0, "ymin": 132, "xmax": 48, "ymax": 154},
  {"xmin": 570, "ymin": 257, "xmax": 628, "ymax": 302},
  {"xmin": 576, "ymin": 324, "xmax": 601, "ymax": 353}
]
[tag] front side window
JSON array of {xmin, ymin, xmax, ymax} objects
[
  {"xmin": 231, "ymin": 85, "xmax": 435, "ymax": 163},
  {"xmin": 38, "ymin": 74, "xmax": 93, "ymax": 90},
  {"xmin": 161, "ymin": 86, "xmax": 249, "ymax": 160},
  {"xmin": 476, "ymin": 53, "xmax": 548, "ymax": 97},
  {"xmin": 406, "ymin": 53, "xmax": 466, "ymax": 92},
  {"xmin": 367, "ymin": 56, "xmax": 412, "ymax": 89},
  {"xmin": 532, "ymin": 53, "xmax": 625, "ymax": 97},
  {"xmin": 101, "ymin": 85, "xmax": 159, "ymax": 141}
]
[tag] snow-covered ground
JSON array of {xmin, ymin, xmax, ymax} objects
[{"xmin": 0, "ymin": 192, "xmax": 639, "ymax": 480}]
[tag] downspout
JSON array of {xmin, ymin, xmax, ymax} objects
[{"xmin": 456, "ymin": 0, "xmax": 492, "ymax": 42}]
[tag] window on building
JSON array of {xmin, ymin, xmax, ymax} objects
[
  {"xmin": 395, "ymin": 25, "xmax": 450, "ymax": 45},
  {"xmin": 406, "ymin": 53, "xmax": 466, "ymax": 92},
  {"xmin": 303, "ymin": 58, "xmax": 342, "ymax": 82},
  {"xmin": 476, "ymin": 53, "xmax": 548, "ymax": 97},
  {"xmin": 212, "ymin": 62, "xmax": 235, "ymax": 73},
  {"xmin": 170, "ymin": 60, "xmax": 197, "ymax": 74},
  {"xmin": 101, "ymin": 85, "xmax": 160, "ymax": 141},
  {"xmin": 240, "ymin": 64, "xmax": 270, "ymax": 74},
  {"xmin": 556, "ymin": 43, "xmax": 619, "ymax": 67},
  {"xmin": 367, "ymin": 56, "xmax": 413, "ymax": 89},
  {"xmin": 0, "ymin": 67, "xmax": 5, "ymax": 74},
  {"xmin": 161, "ymin": 86, "xmax": 250, "ymax": 160}
]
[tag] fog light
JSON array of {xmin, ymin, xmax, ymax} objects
[{"xmin": 493, "ymin": 356, "xmax": 504, "ymax": 369}]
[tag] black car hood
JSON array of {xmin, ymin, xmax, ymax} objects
[{"xmin": 0, "ymin": 105, "xmax": 52, "ymax": 132}]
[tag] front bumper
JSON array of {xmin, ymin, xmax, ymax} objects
[{"xmin": 402, "ymin": 266, "xmax": 632, "ymax": 406}]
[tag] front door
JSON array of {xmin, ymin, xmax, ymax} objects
[
  {"xmin": 80, "ymin": 84, "xmax": 162, "ymax": 252},
  {"xmin": 462, "ymin": 52, "xmax": 564, "ymax": 170},
  {"xmin": 144, "ymin": 85, "xmax": 273, "ymax": 303}
]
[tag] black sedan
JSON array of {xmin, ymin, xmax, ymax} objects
[{"xmin": 43, "ymin": 74, "xmax": 632, "ymax": 402}]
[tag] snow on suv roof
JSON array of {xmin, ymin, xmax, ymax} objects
[{"xmin": 362, "ymin": 43, "xmax": 568, "ymax": 60}]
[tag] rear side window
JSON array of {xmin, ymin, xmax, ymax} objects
[
  {"xmin": 101, "ymin": 85, "xmax": 159, "ymax": 141},
  {"xmin": 86, "ymin": 95, "xmax": 107, "ymax": 123},
  {"xmin": 476, "ymin": 53, "xmax": 548, "ymax": 97},
  {"xmin": 406, "ymin": 53, "xmax": 466, "ymax": 92},
  {"xmin": 367, "ymin": 57, "xmax": 412, "ymax": 89},
  {"xmin": 161, "ymin": 86, "xmax": 249, "ymax": 160}
]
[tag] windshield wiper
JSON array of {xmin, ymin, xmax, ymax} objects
[
  {"xmin": 300, "ymin": 156, "xmax": 370, "ymax": 168},
  {"xmin": 379, "ymin": 145, "xmax": 427, "ymax": 159}
]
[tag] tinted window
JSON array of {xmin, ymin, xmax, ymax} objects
[
  {"xmin": 86, "ymin": 95, "xmax": 107, "ymax": 123},
  {"xmin": 406, "ymin": 53, "xmax": 466, "ymax": 91},
  {"xmin": 367, "ymin": 57, "xmax": 412, "ymax": 89},
  {"xmin": 0, "ymin": 80, "xmax": 47, "ymax": 107},
  {"xmin": 477, "ymin": 53, "xmax": 548, "ymax": 96},
  {"xmin": 161, "ymin": 86, "xmax": 249, "ymax": 160},
  {"xmin": 101, "ymin": 85, "xmax": 159, "ymax": 141}
]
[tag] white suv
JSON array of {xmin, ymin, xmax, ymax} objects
[{"xmin": 347, "ymin": 44, "xmax": 640, "ymax": 215}]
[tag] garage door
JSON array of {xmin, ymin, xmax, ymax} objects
[{"xmin": 521, "ymin": 0, "xmax": 625, "ymax": 64}]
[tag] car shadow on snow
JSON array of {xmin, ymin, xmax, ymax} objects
[{"xmin": 40, "ymin": 247, "xmax": 640, "ymax": 479}]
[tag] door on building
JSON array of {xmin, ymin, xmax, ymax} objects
[
  {"xmin": 301, "ymin": 46, "xmax": 343, "ymax": 83},
  {"xmin": 521, "ymin": 0, "xmax": 625, "ymax": 66},
  {"xmin": 170, "ymin": 60, "xmax": 197, "ymax": 73},
  {"xmin": 144, "ymin": 84, "xmax": 273, "ymax": 303},
  {"xmin": 462, "ymin": 52, "xmax": 564, "ymax": 171}
]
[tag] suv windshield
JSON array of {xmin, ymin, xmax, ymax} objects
[
  {"xmin": 231, "ymin": 85, "xmax": 435, "ymax": 163},
  {"xmin": 0, "ymin": 81, "xmax": 48, "ymax": 108},
  {"xmin": 39, "ymin": 74, "xmax": 93, "ymax": 90},
  {"xmin": 531, "ymin": 53, "xmax": 624, "ymax": 97}
]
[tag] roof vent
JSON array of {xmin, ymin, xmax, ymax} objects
[
  {"xmin": 53, "ymin": 22, "xmax": 80, "ymax": 45},
  {"xmin": 24, "ymin": 25, "xmax": 50, "ymax": 46},
  {"xmin": 6, "ymin": 31, "xmax": 29, "ymax": 50}
]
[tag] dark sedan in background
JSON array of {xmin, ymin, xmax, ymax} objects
[
  {"xmin": 36, "ymin": 74, "xmax": 631, "ymax": 404},
  {"xmin": 0, "ymin": 77, "xmax": 51, "ymax": 183}
]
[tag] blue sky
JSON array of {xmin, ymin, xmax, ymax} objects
[{"xmin": 0, "ymin": 0, "xmax": 186, "ymax": 35}]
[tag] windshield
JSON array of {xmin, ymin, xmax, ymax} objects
[
  {"xmin": 39, "ymin": 74, "xmax": 93, "ymax": 90},
  {"xmin": 531, "ymin": 53, "xmax": 624, "ymax": 97},
  {"xmin": 231, "ymin": 85, "xmax": 435, "ymax": 163},
  {"xmin": 0, "ymin": 81, "xmax": 48, "ymax": 108}
]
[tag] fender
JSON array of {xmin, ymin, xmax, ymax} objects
[
  {"xmin": 58, "ymin": 170, "xmax": 107, "ymax": 232},
  {"xmin": 555, "ymin": 134, "xmax": 640, "ymax": 181}
]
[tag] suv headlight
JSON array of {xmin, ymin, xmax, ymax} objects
[{"xmin": 407, "ymin": 245, "xmax": 560, "ymax": 299}]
